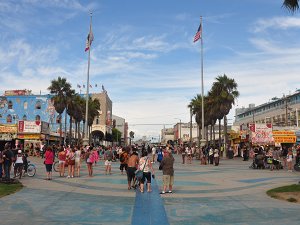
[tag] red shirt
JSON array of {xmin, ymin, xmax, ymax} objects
[
  {"xmin": 45, "ymin": 150, "xmax": 54, "ymax": 164},
  {"xmin": 58, "ymin": 151, "xmax": 66, "ymax": 161}
]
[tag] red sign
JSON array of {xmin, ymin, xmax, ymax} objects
[{"xmin": 18, "ymin": 121, "xmax": 24, "ymax": 133}]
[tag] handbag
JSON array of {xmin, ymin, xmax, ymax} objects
[
  {"xmin": 135, "ymin": 158, "xmax": 148, "ymax": 180},
  {"xmin": 159, "ymin": 164, "xmax": 162, "ymax": 170}
]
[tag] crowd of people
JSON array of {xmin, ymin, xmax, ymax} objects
[
  {"xmin": 2, "ymin": 141, "xmax": 299, "ymax": 192},
  {"xmin": 0, "ymin": 143, "xmax": 176, "ymax": 194}
]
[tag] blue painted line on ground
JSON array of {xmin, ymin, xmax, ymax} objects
[
  {"xmin": 237, "ymin": 176, "xmax": 297, "ymax": 184},
  {"xmin": 131, "ymin": 179, "xmax": 169, "ymax": 225}
]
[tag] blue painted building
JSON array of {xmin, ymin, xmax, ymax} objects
[{"xmin": 0, "ymin": 90, "xmax": 69, "ymax": 147}]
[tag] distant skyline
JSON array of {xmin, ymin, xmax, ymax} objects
[{"xmin": 1, "ymin": 0, "xmax": 300, "ymax": 139}]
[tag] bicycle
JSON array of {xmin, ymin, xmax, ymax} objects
[
  {"xmin": 294, "ymin": 156, "xmax": 300, "ymax": 172},
  {"xmin": 14, "ymin": 161, "xmax": 36, "ymax": 177},
  {"xmin": 53, "ymin": 160, "xmax": 68, "ymax": 172}
]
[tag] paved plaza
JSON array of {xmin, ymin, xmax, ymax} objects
[{"xmin": 1, "ymin": 155, "xmax": 300, "ymax": 225}]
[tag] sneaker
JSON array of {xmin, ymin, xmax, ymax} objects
[
  {"xmin": 160, "ymin": 191, "xmax": 166, "ymax": 194},
  {"xmin": 67, "ymin": 176, "xmax": 70, "ymax": 179},
  {"xmin": 168, "ymin": 191, "xmax": 173, "ymax": 193},
  {"xmin": 71, "ymin": 176, "xmax": 74, "ymax": 178}
]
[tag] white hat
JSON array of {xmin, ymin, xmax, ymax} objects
[{"xmin": 18, "ymin": 150, "xmax": 22, "ymax": 153}]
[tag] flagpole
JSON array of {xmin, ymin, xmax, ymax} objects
[
  {"xmin": 83, "ymin": 12, "xmax": 92, "ymax": 146},
  {"xmin": 200, "ymin": 16, "xmax": 206, "ymax": 146}
]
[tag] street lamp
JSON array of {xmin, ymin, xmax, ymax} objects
[{"xmin": 174, "ymin": 118, "xmax": 181, "ymax": 145}]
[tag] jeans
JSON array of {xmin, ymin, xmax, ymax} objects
[
  {"xmin": 4, "ymin": 161, "xmax": 11, "ymax": 179},
  {"xmin": 0, "ymin": 163, "xmax": 2, "ymax": 178}
]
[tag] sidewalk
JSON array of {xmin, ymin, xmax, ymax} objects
[{"xmin": 0, "ymin": 155, "xmax": 299, "ymax": 224}]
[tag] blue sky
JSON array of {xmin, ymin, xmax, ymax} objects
[{"xmin": 1, "ymin": 0, "xmax": 300, "ymax": 139}]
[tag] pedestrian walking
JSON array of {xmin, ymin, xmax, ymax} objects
[
  {"xmin": 159, "ymin": 148, "xmax": 174, "ymax": 194},
  {"xmin": 119, "ymin": 148, "xmax": 128, "ymax": 175},
  {"xmin": 2, "ymin": 143, "xmax": 13, "ymax": 180},
  {"xmin": 126, "ymin": 151, "xmax": 139, "ymax": 190},
  {"xmin": 58, "ymin": 147, "xmax": 66, "ymax": 177},
  {"xmin": 75, "ymin": 146, "xmax": 81, "ymax": 177},
  {"xmin": 214, "ymin": 147, "xmax": 220, "ymax": 166},
  {"xmin": 85, "ymin": 147, "xmax": 93, "ymax": 177},
  {"xmin": 44, "ymin": 147, "xmax": 54, "ymax": 180},
  {"xmin": 138, "ymin": 151, "xmax": 155, "ymax": 193},
  {"xmin": 13, "ymin": 150, "xmax": 24, "ymax": 179},
  {"xmin": 104, "ymin": 147, "xmax": 113, "ymax": 175},
  {"xmin": 66, "ymin": 148, "xmax": 75, "ymax": 178}
]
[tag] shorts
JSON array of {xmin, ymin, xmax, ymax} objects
[
  {"xmin": 162, "ymin": 175, "xmax": 174, "ymax": 187},
  {"xmin": 75, "ymin": 161, "xmax": 81, "ymax": 168},
  {"xmin": 120, "ymin": 163, "xmax": 128, "ymax": 171},
  {"xmin": 140, "ymin": 172, "xmax": 151, "ymax": 184},
  {"xmin": 127, "ymin": 167, "xmax": 136, "ymax": 182},
  {"xmin": 14, "ymin": 163, "xmax": 23, "ymax": 170},
  {"xmin": 59, "ymin": 160, "xmax": 65, "ymax": 164},
  {"xmin": 105, "ymin": 160, "xmax": 112, "ymax": 166},
  {"xmin": 45, "ymin": 164, "xmax": 53, "ymax": 172}
]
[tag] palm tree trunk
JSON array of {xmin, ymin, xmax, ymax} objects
[
  {"xmin": 213, "ymin": 123, "xmax": 215, "ymax": 145},
  {"xmin": 69, "ymin": 116, "xmax": 72, "ymax": 145},
  {"xmin": 59, "ymin": 113, "xmax": 62, "ymax": 146},
  {"xmin": 64, "ymin": 110, "xmax": 67, "ymax": 145},
  {"xmin": 218, "ymin": 119, "xmax": 221, "ymax": 148},
  {"xmin": 224, "ymin": 115, "xmax": 228, "ymax": 157},
  {"xmin": 210, "ymin": 124, "xmax": 212, "ymax": 143}
]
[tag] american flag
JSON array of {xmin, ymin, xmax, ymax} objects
[
  {"xmin": 193, "ymin": 23, "xmax": 202, "ymax": 43},
  {"xmin": 85, "ymin": 26, "xmax": 94, "ymax": 52}
]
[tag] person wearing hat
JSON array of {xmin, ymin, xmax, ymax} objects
[{"xmin": 13, "ymin": 150, "xmax": 24, "ymax": 179}]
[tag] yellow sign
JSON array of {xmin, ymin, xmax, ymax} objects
[
  {"xmin": 18, "ymin": 134, "xmax": 41, "ymax": 140},
  {"xmin": 273, "ymin": 136, "xmax": 296, "ymax": 143},
  {"xmin": 272, "ymin": 131, "xmax": 295, "ymax": 136},
  {"xmin": 0, "ymin": 124, "xmax": 17, "ymax": 133}
]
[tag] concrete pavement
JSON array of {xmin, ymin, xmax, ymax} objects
[{"xmin": 0, "ymin": 155, "xmax": 300, "ymax": 224}]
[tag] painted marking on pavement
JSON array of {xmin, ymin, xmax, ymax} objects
[{"xmin": 132, "ymin": 179, "xmax": 169, "ymax": 225}]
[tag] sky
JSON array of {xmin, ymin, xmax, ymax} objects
[{"xmin": 1, "ymin": 0, "xmax": 300, "ymax": 140}]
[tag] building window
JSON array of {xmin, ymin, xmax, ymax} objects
[
  {"xmin": 56, "ymin": 115, "xmax": 61, "ymax": 123},
  {"xmin": 8, "ymin": 101, "xmax": 13, "ymax": 109},
  {"xmin": 24, "ymin": 101, "xmax": 28, "ymax": 110},
  {"xmin": 35, "ymin": 101, "xmax": 41, "ymax": 109},
  {"xmin": 7, "ymin": 114, "xmax": 12, "ymax": 123},
  {"xmin": 36, "ymin": 115, "xmax": 41, "ymax": 121},
  {"xmin": 23, "ymin": 115, "xmax": 27, "ymax": 121},
  {"xmin": 96, "ymin": 118, "xmax": 99, "ymax": 124}
]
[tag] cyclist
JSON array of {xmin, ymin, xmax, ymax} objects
[{"xmin": 13, "ymin": 150, "xmax": 24, "ymax": 179}]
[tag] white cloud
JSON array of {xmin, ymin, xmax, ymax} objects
[{"xmin": 253, "ymin": 16, "xmax": 300, "ymax": 32}]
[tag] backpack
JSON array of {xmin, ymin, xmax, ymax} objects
[{"xmin": 120, "ymin": 153, "xmax": 125, "ymax": 163}]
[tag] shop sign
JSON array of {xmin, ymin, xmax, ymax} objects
[
  {"xmin": 41, "ymin": 121, "xmax": 50, "ymax": 134},
  {"xmin": 272, "ymin": 131, "xmax": 295, "ymax": 136},
  {"xmin": 250, "ymin": 123, "xmax": 274, "ymax": 144},
  {"xmin": 0, "ymin": 133, "xmax": 17, "ymax": 141},
  {"xmin": 4, "ymin": 90, "xmax": 27, "ymax": 96},
  {"xmin": 18, "ymin": 120, "xmax": 41, "ymax": 133},
  {"xmin": 0, "ymin": 124, "xmax": 17, "ymax": 133},
  {"xmin": 273, "ymin": 136, "xmax": 296, "ymax": 143},
  {"xmin": 18, "ymin": 134, "xmax": 41, "ymax": 140}
]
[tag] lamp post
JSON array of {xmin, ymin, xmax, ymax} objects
[{"xmin": 174, "ymin": 118, "xmax": 181, "ymax": 145}]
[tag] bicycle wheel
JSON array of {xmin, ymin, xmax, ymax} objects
[
  {"xmin": 294, "ymin": 163, "xmax": 300, "ymax": 172},
  {"xmin": 27, "ymin": 164, "xmax": 36, "ymax": 177},
  {"xmin": 53, "ymin": 161, "xmax": 60, "ymax": 172}
]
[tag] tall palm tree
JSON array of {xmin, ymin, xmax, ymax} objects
[
  {"xmin": 283, "ymin": 0, "xmax": 299, "ymax": 12},
  {"xmin": 87, "ymin": 97, "xmax": 101, "ymax": 142},
  {"xmin": 48, "ymin": 77, "xmax": 72, "ymax": 145},
  {"xmin": 72, "ymin": 95, "xmax": 85, "ymax": 144},
  {"xmin": 211, "ymin": 74, "xmax": 239, "ymax": 154},
  {"xmin": 65, "ymin": 90, "xmax": 78, "ymax": 144}
]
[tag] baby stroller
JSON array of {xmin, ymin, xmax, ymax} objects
[
  {"xmin": 249, "ymin": 153, "xmax": 265, "ymax": 169},
  {"xmin": 272, "ymin": 158, "xmax": 283, "ymax": 170}
]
